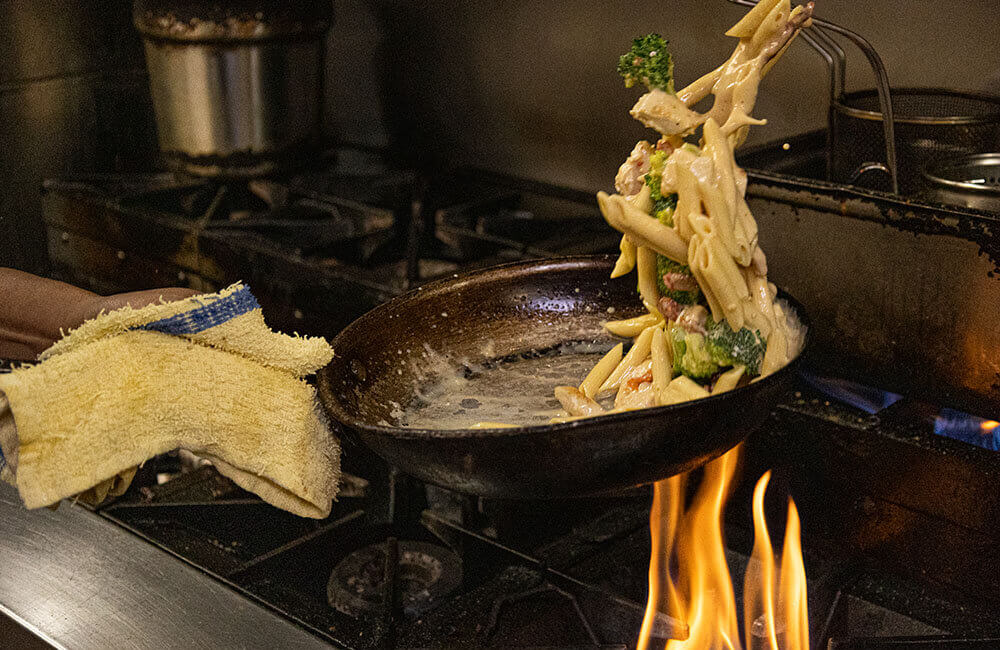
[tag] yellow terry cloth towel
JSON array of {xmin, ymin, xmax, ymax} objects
[{"xmin": 0, "ymin": 283, "xmax": 339, "ymax": 518}]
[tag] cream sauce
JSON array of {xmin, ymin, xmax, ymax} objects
[{"xmin": 399, "ymin": 341, "xmax": 617, "ymax": 429}]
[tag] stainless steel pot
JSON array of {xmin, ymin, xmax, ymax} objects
[{"xmin": 133, "ymin": 1, "xmax": 333, "ymax": 178}]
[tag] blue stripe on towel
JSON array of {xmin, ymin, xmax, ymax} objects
[{"xmin": 137, "ymin": 285, "xmax": 260, "ymax": 335}]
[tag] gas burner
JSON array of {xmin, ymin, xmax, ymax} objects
[{"xmin": 327, "ymin": 539, "xmax": 462, "ymax": 619}]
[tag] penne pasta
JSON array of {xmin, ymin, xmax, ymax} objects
[
  {"xmin": 627, "ymin": 183, "xmax": 654, "ymax": 214},
  {"xmin": 578, "ymin": 343, "xmax": 624, "ymax": 399},
  {"xmin": 687, "ymin": 236, "xmax": 724, "ymax": 324},
  {"xmin": 750, "ymin": 0, "xmax": 792, "ymax": 55},
  {"xmin": 694, "ymin": 235, "xmax": 750, "ymax": 330},
  {"xmin": 708, "ymin": 235, "xmax": 750, "ymax": 303},
  {"xmin": 674, "ymin": 165, "xmax": 714, "ymax": 241},
  {"xmin": 712, "ymin": 365, "xmax": 746, "ymax": 394},
  {"xmin": 598, "ymin": 325, "xmax": 657, "ymax": 397},
  {"xmin": 554, "ymin": 386, "xmax": 605, "ymax": 417},
  {"xmin": 604, "ymin": 312, "xmax": 662, "ymax": 338},
  {"xmin": 659, "ymin": 375, "xmax": 711, "ymax": 406},
  {"xmin": 738, "ymin": 201, "xmax": 759, "ymax": 253},
  {"xmin": 760, "ymin": 328, "xmax": 788, "ymax": 376},
  {"xmin": 761, "ymin": 6, "xmax": 810, "ymax": 77},
  {"xmin": 549, "ymin": 414, "xmax": 593, "ymax": 424},
  {"xmin": 725, "ymin": 0, "xmax": 782, "ymax": 38},
  {"xmin": 744, "ymin": 269, "xmax": 776, "ymax": 338},
  {"xmin": 636, "ymin": 246, "xmax": 660, "ymax": 311},
  {"xmin": 611, "ymin": 235, "xmax": 637, "ymax": 279},
  {"xmin": 597, "ymin": 191, "xmax": 689, "ymax": 264},
  {"xmin": 702, "ymin": 119, "xmax": 739, "ymax": 220},
  {"xmin": 650, "ymin": 327, "xmax": 673, "ymax": 393},
  {"xmin": 698, "ymin": 121, "xmax": 739, "ymax": 261},
  {"xmin": 549, "ymin": 406, "xmax": 628, "ymax": 425}
]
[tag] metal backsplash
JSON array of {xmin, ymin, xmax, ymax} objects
[
  {"xmin": 366, "ymin": 0, "xmax": 1000, "ymax": 191},
  {"xmin": 0, "ymin": 0, "xmax": 157, "ymax": 274},
  {"xmin": 747, "ymin": 171, "xmax": 1000, "ymax": 417}
]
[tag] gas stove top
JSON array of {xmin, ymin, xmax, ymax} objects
[
  {"xmin": 80, "ymin": 373, "xmax": 1000, "ymax": 649},
  {"xmin": 38, "ymin": 145, "xmax": 1000, "ymax": 648},
  {"xmin": 41, "ymin": 146, "xmax": 618, "ymax": 340}
]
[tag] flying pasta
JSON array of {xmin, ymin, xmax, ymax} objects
[{"xmin": 552, "ymin": 0, "xmax": 811, "ymax": 420}]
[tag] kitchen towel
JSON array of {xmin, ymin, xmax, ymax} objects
[{"xmin": 0, "ymin": 283, "xmax": 340, "ymax": 518}]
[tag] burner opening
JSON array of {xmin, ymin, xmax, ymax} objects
[{"xmin": 327, "ymin": 540, "xmax": 462, "ymax": 619}]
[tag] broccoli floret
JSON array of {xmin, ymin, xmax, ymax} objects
[
  {"xmin": 656, "ymin": 254, "xmax": 699, "ymax": 305},
  {"xmin": 643, "ymin": 148, "xmax": 698, "ymax": 305},
  {"xmin": 644, "ymin": 149, "xmax": 669, "ymax": 201},
  {"xmin": 670, "ymin": 327, "xmax": 720, "ymax": 381},
  {"xmin": 643, "ymin": 150, "xmax": 678, "ymax": 223},
  {"xmin": 704, "ymin": 317, "xmax": 767, "ymax": 376},
  {"xmin": 669, "ymin": 326, "xmax": 687, "ymax": 376},
  {"xmin": 617, "ymin": 34, "xmax": 675, "ymax": 93},
  {"xmin": 653, "ymin": 196, "xmax": 676, "ymax": 225},
  {"xmin": 648, "ymin": 148, "xmax": 668, "ymax": 174}
]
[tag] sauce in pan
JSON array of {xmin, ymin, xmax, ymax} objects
[{"xmin": 399, "ymin": 341, "xmax": 616, "ymax": 429}]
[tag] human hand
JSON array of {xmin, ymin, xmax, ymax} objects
[
  {"xmin": 82, "ymin": 286, "xmax": 202, "ymax": 321},
  {"xmin": 0, "ymin": 268, "xmax": 201, "ymax": 361}
]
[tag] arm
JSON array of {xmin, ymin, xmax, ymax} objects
[{"xmin": 0, "ymin": 268, "xmax": 198, "ymax": 361}]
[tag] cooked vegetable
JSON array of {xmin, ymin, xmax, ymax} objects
[
  {"xmin": 617, "ymin": 34, "xmax": 675, "ymax": 93},
  {"xmin": 669, "ymin": 316, "xmax": 765, "ymax": 382},
  {"xmin": 643, "ymin": 149, "xmax": 678, "ymax": 221},
  {"xmin": 639, "ymin": 150, "xmax": 699, "ymax": 305},
  {"xmin": 653, "ymin": 195, "xmax": 677, "ymax": 225},
  {"xmin": 704, "ymin": 316, "xmax": 766, "ymax": 376},
  {"xmin": 644, "ymin": 150, "xmax": 668, "ymax": 200},
  {"xmin": 669, "ymin": 326, "xmax": 720, "ymax": 381}
]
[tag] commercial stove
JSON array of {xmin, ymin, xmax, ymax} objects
[{"xmin": 4, "ymin": 141, "xmax": 999, "ymax": 648}]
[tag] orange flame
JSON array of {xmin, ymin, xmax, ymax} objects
[
  {"xmin": 779, "ymin": 500, "xmax": 809, "ymax": 650},
  {"xmin": 744, "ymin": 471, "xmax": 779, "ymax": 650},
  {"xmin": 981, "ymin": 420, "xmax": 1000, "ymax": 433},
  {"xmin": 639, "ymin": 446, "xmax": 809, "ymax": 650},
  {"xmin": 638, "ymin": 475, "xmax": 685, "ymax": 650}
]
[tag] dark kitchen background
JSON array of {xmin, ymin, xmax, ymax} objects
[{"xmin": 2, "ymin": 0, "xmax": 997, "ymax": 273}]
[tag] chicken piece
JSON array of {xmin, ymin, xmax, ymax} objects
[
  {"xmin": 617, "ymin": 382, "xmax": 656, "ymax": 410},
  {"xmin": 615, "ymin": 141, "xmax": 654, "ymax": 196},
  {"xmin": 658, "ymin": 296, "xmax": 683, "ymax": 321},
  {"xmin": 662, "ymin": 272, "xmax": 699, "ymax": 292},
  {"xmin": 677, "ymin": 304, "xmax": 709, "ymax": 335},
  {"xmin": 615, "ymin": 360, "xmax": 656, "ymax": 410},
  {"xmin": 630, "ymin": 89, "xmax": 705, "ymax": 137}
]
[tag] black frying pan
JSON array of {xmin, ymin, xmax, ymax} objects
[{"xmin": 317, "ymin": 255, "xmax": 809, "ymax": 499}]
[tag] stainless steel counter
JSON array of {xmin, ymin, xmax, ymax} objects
[{"xmin": 0, "ymin": 484, "xmax": 329, "ymax": 649}]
